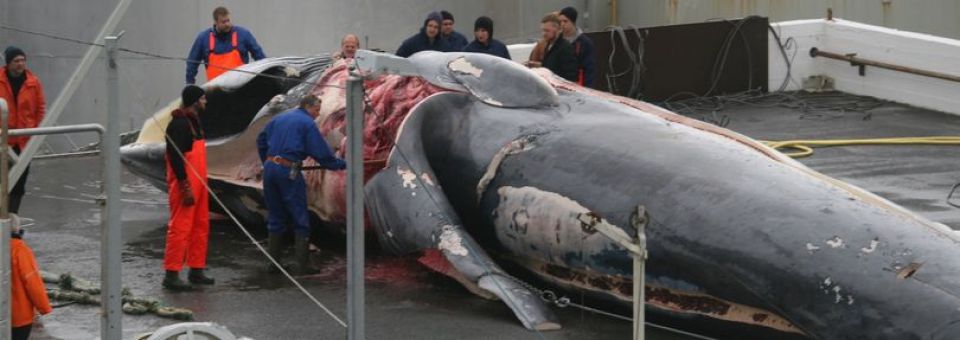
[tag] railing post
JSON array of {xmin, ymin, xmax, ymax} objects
[
  {"xmin": 101, "ymin": 34, "xmax": 123, "ymax": 340},
  {"xmin": 0, "ymin": 98, "xmax": 11, "ymax": 340},
  {"xmin": 345, "ymin": 68, "xmax": 365, "ymax": 340}
]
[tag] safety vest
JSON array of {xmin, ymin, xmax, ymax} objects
[{"xmin": 206, "ymin": 31, "xmax": 243, "ymax": 81}]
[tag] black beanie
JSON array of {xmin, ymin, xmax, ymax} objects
[
  {"xmin": 474, "ymin": 16, "xmax": 494, "ymax": 38},
  {"xmin": 560, "ymin": 7, "xmax": 578, "ymax": 24},
  {"xmin": 440, "ymin": 10, "xmax": 454, "ymax": 22},
  {"xmin": 181, "ymin": 85, "xmax": 205, "ymax": 107},
  {"xmin": 4, "ymin": 46, "xmax": 25, "ymax": 65}
]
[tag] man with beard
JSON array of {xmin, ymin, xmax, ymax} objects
[
  {"xmin": 0, "ymin": 46, "xmax": 45, "ymax": 214},
  {"xmin": 162, "ymin": 85, "xmax": 214, "ymax": 290},
  {"xmin": 186, "ymin": 6, "xmax": 266, "ymax": 84}
]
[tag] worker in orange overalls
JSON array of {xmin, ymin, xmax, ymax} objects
[
  {"xmin": 185, "ymin": 6, "xmax": 266, "ymax": 84},
  {"xmin": 9, "ymin": 213, "xmax": 53, "ymax": 340},
  {"xmin": 161, "ymin": 85, "xmax": 213, "ymax": 291}
]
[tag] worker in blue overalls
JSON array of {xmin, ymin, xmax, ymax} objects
[{"xmin": 256, "ymin": 94, "xmax": 346, "ymax": 275}]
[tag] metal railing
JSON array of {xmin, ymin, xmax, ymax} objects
[
  {"xmin": 0, "ymin": 100, "xmax": 113, "ymax": 340},
  {"xmin": 0, "ymin": 33, "xmax": 123, "ymax": 340}
]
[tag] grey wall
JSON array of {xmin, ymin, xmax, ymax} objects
[
  {"xmin": 616, "ymin": 0, "xmax": 960, "ymax": 40},
  {"xmin": 0, "ymin": 0, "xmax": 591, "ymax": 151},
  {"xmin": 1, "ymin": 0, "xmax": 955, "ymax": 151}
]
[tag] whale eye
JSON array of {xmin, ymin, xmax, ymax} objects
[{"xmin": 409, "ymin": 51, "xmax": 559, "ymax": 108}]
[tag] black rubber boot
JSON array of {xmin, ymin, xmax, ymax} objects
[
  {"xmin": 266, "ymin": 233, "xmax": 285, "ymax": 274},
  {"xmin": 188, "ymin": 268, "xmax": 215, "ymax": 285},
  {"xmin": 162, "ymin": 270, "xmax": 193, "ymax": 291},
  {"xmin": 293, "ymin": 236, "xmax": 320, "ymax": 276}
]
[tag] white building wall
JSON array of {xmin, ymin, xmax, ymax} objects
[{"xmin": 769, "ymin": 19, "xmax": 960, "ymax": 116}]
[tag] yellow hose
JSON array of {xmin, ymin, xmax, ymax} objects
[{"xmin": 761, "ymin": 136, "xmax": 960, "ymax": 158}]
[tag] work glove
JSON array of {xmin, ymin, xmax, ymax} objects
[{"xmin": 179, "ymin": 181, "xmax": 196, "ymax": 207}]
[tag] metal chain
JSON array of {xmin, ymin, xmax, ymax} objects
[
  {"xmin": 485, "ymin": 272, "xmax": 721, "ymax": 340},
  {"xmin": 482, "ymin": 271, "xmax": 632, "ymax": 321}
]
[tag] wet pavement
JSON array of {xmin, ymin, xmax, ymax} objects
[{"xmin": 19, "ymin": 91, "xmax": 960, "ymax": 340}]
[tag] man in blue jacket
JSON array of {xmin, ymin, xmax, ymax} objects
[
  {"xmin": 257, "ymin": 95, "xmax": 346, "ymax": 275},
  {"xmin": 463, "ymin": 16, "xmax": 511, "ymax": 60},
  {"xmin": 396, "ymin": 11, "xmax": 448, "ymax": 58},
  {"xmin": 186, "ymin": 6, "xmax": 266, "ymax": 84},
  {"xmin": 440, "ymin": 10, "xmax": 469, "ymax": 52},
  {"xmin": 559, "ymin": 7, "xmax": 596, "ymax": 88}
]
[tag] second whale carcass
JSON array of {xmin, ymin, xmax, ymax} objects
[{"xmin": 121, "ymin": 52, "xmax": 960, "ymax": 339}]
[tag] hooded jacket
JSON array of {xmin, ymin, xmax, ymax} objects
[
  {"xmin": 10, "ymin": 237, "xmax": 52, "ymax": 327},
  {"xmin": 396, "ymin": 28, "xmax": 449, "ymax": 58}
]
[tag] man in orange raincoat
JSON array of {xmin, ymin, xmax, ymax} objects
[
  {"xmin": 0, "ymin": 46, "xmax": 46, "ymax": 214},
  {"xmin": 9, "ymin": 213, "xmax": 53, "ymax": 340}
]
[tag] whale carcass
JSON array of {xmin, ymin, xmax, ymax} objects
[{"xmin": 121, "ymin": 52, "xmax": 960, "ymax": 339}]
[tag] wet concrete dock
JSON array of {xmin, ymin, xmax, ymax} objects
[{"xmin": 20, "ymin": 92, "xmax": 960, "ymax": 339}]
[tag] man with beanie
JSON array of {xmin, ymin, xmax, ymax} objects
[
  {"xmin": 8, "ymin": 213, "xmax": 53, "ymax": 340},
  {"xmin": 463, "ymin": 16, "xmax": 511, "ymax": 59},
  {"xmin": 257, "ymin": 95, "xmax": 345, "ymax": 275},
  {"xmin": 162, "ymin": 84, "xmax": 214, "ymax": 290},
  {"xmin": 186, "ymin": 6, "xmax": 266, "ymax": 84},
  {"xmin": 0, "ymin": 46, "xmax": 45, "ymax": 215},
  {"xmin": 396, "ymin": 11, "xmax": 448, "ymax": 58},
  {"xmin": 558, "ymin": 7, "xmax": 596, "ymax": 87},
  {"xmin": 440, "ymin": 10, "xmax": 469, "ymax": 52}
]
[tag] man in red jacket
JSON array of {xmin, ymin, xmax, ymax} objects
[
  {"xmin": 9, "ymin": 213, "xmax": 53, "ymax": 340},
  {"xmin": 0, "ymin": 46, "xmax": 45, "ymax": 214}
]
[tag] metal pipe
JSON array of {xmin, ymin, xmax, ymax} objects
[
  {"xmin": 1, "ymin": 98, "xmax": 11, "ymax": 340},
  {"xmin": 32, "ymin": 150, "xmax": 100, "ymax": 160},
  {"xmin": 633, "ymin": 208, "xmax": 648, "ymax": 340},
  {"xmin": 7, "ymin": 124, "xmax": 105, "ymax": 137},
  {"xmin": 589, "ymin": 205, "xmax": 648, "ymax": 340},
  {"xmin": 611, "ymin": 0, "xmax": 618, "ymax": 27},
  {"xmin": 101, "ymin": 35, "xmax": 123, "ymax": 340},
  {"xmin": 345, "ymin": 69, "xmax": 365, "ymax": 340},
  {"xmin": 810, "ymin": 47, "xmax": 960, "ymax": 83},
  {"xmin": 7, "ymin": 0, "xmax": 132, "ymax": 193}
]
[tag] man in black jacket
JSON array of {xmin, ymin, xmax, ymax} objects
[
  {"xmin": 396, "ymin": 11, "xmax": 448, "ymax": 58},
  {"xmin": 559, "ymin": 7, "xmax": 596, "ymax": 87},
  {"xmin": 527, "ymin": 13, "xmax": 577, "ymax": 82}
]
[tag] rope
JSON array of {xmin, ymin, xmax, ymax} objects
[{"xmin": 762, "ymin": 136, "xmax": 960, "ymax": 158}]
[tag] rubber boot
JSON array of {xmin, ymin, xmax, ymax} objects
[
  {"xmin": 188, "ymin": 268, "xmax": 215, "ymax": 285},
  {"xmin": 266, "ymin": 233, "xmax": 285, "ymax": 274},
  {"xmin": 293, "ymin": 236, "xmax": 320, "ymax": 276},
  {"xmin": 162, "ymin": 270, "xmax": 193, "ymax": 291}
]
